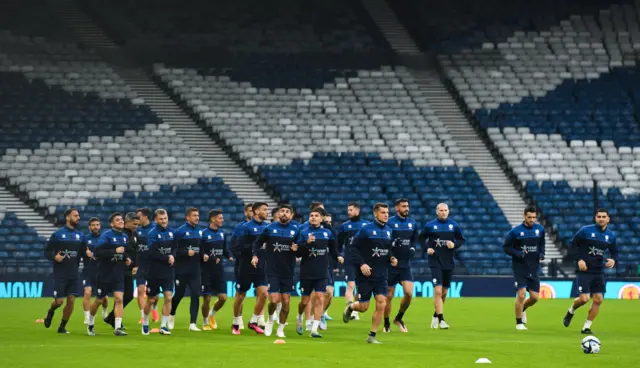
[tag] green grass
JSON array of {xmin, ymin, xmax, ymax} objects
[{"xmin": 0, "ymin": 298, "xmax": 636, "ymax": 367}]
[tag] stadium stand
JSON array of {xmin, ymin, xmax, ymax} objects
[
  {"xmin": 395, "ymin": 0, "xmax": 640, "ymax": 273},
  {"xmin": 0, "ymin": 210, "xmax": 49, "ymax": 275}
]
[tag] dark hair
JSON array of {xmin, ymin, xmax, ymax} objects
[
  {"xmin": 309, "ymin": 207, "xmax": 324, "ymax": 216},
  {"xmin": 252, "ymin": 202, "xmax": 268, "ymax": 212},
  {"xmin": 154, "ymin": 208, "xmax": 168, "ymax": 218},
  {"xmin": 524, "ymin": 206, "xmax": 537, "ymax": 215},
  {"xmin": 124, "ymin": 212, "xmax": 140, "ymax": 222},
  {"xmin": 136, "ymin": 208, "xmax": 152, "ymax": 219},
  {"xmin": 64, "ymin": 208, "xmax": 78, "ymax": 219},
  {"xmin": 185, "ymin": 207, "xmax": 199, "ymax": 217},
  {"xmin": 394, "ymin": 198, "xmax": 409, "ymax": 206},
  {"xmin": 271, "ymin": 206, "xmax": 280, "ymax": 217},
  {"xmin": 595, "ymin": 208, "xmax": 609, "ymax": 216},
  {"xmin": 88, "ymin": 217, "xmax": 100, "ymax": 225},
  {"xmin": 244, "ymin": 203, "xmax": 253, "ymax": 211},
  {"xmin": 309, "ymin": 201, "xmax": 324, "ymax": 210},
  {"xmin": 347, "ymin": 202, "xmax": 360, "ymax": 209},
  {"xmin": 109, "ymin": 212, "xmax": 123, "ymax": 224},
  {"xmin": 208, "ymin": 209, "xmax": 223, "ymax": 221},
  {"xmin": 280, "ymin": 204, "xmax": 293, "ymax": 212},
  {"xmin": 373, "ymin": 202, "xmax": 388, "ymax": 213}
]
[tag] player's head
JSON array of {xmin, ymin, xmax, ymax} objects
[
  {"xmin": 136, "ymin": 207, "xmax": 152, "ymax": 226},
  {"xmin": 436, "ymin": 203, "xmax": 449, "ymax": 221},
  {"xmin": 124, "ymin": 212, "xmax": 140, "ymax": 231},
  {"xmin": 244, "ymin": 203, "xmax": 254, "ymax": 220},
  {"xmin": 395, "ymin": 198, "xmax": 409, "ymax": 218},
  {"xmin": 347, "ymin": 202, "xmax": 360, "ymax": 219},
  {"xmin": 309, "ymin": 201, "xmax": 324, "ymax": 211},
  {"xmin": 324, "ymin": 213, "xmax": 332, "ymax": 226},
  {"xmin": 253, "ymin": 202, "xmax": 269, "ymax": 221},
  {"xmin": 208, "ymin": 209, "xmax": 224, "ymax": 229},
  {"xmin": 373, "ymin": 202, "xmax": 389, "ymax": 224},
  {"xmin": 271, "ymin": 206, "xmax": 281, "ymax": 222},
  {"xmin": 309, "ymin": 208, "xmax": 323, "ymax": 226},
  {"xmin": 523, "ymin": 206, "xmax": 537, "ymax": 227},
  {"xmin": 185, "ymin": 207, "xmax": 199, "ymax": 226},
  {"xmin": 64, "ymin": 208, "xmax": 80, "ymax": 228},
  {"xmin": 88, "ymin": 217, "xmax": 101, "ymax": 235},
  {"xmin": 109, "ymin": 212, "xmax": 124, "ymax": 231},
  {"xmin": 155, "ymin": 208, "xmax": 169, "ymax": 228},
  {"xmin": 594, "ymin": 208, "xmax": 610, "ymax": 229},
  {"xmin": 279, "ymin": 204, "xmax": 293, "ymax": 224}
]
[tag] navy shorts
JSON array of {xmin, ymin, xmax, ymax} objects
[
  {"xmin": 577, "ymin": 273, "xmax": 606, "ymax": 295},
  {"xmin": 356, "ymin": 278, "xmax": 388, "ymax": 302},
  {"xmin": 267, "ymin": 276, "xmax": 295, "ymax": 294},
  {"xmin": 300, "ymin": 279, "xmax": 328, "ymax": 296},
  {"xmin": 82, "ymin": 274, "xmax": 97, "ymax": 289},
  {"xmin": 236, "ymin": 272, "xmax": 268, "ymax": 293},
  {"xmin": 146, "ymin": 278, "xmax": 174, "ymax": 297},
  {"xmin": 514, "ymin": 268, "xmax": 540, "ymax": 293},
  {"xmin": 134, "ymin": 266, "xmax": 148, "ymax": 287},
  {"xmin": 344, "ymin": 264, "xmax": 357, "ymax": 283},
  {"xmin": 327, "ymin": 268, "xmax": 335, "ymax": 287},
  {"xmin": 96, "ymin": 280, "xmax": 125, "ymax": 299},
  {"xmin": 430, "ymin": 268, "xmax": 452, "ymax": 288},
  {"xmin": 388, "ymin": 267, "xmax": 414, "ymax": 286},
  {"xmin": 202, "ymin": 267, "xmax": 226, "ymax": 295},
  {"xmin": 53, "ymin": 278, "xmax": 78, "ymax": 298}
]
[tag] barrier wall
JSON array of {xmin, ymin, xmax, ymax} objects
[{"xmin": 1, "ymin": 274, "xmax": 639, "ymax": 299}]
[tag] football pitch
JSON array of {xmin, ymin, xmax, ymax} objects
[{"xmin": 0, "ymin": 298, "xmax": 636, "ymax": 367}]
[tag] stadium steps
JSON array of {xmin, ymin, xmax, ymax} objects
[
  {"xmin": 49, "ymin": 0, "xmax": 119, "ymax": 49},
  {"xmin": 0, "ymin": 187, "xmax": 56, "ymax": 239},
  {"xmin": 361, "ymin": 0, "xmax": 421, "ymax": 54},
  {"xmin": 410, "ymin": 70, "xmax": 563, "ymax": 261}
]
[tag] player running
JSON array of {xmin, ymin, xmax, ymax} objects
[
  {"xmin": 343, "ymin": 203, "xmax": 397, "ymax": 344},
  {"xmin": 201, "ymin": 209, "xmax": 233, "ymax": 330},
  {"xmin": 251, "ymin": 204, "xmax": 299, "ymax": 337},
  {"xmin": 503, "ymin": 206, "xmax": 545, "ymax": 330},
  {"xmin": 87, "ymin": 212, "xmax": 131, "ymax": 336},
  {"xmin": 135, "ymin": 208, "xmax": 158, "ymax": 324},
  {"xmin": 44, "ymin": 208, "xmax": 86, "ymax": 334},
  {"xmin": 233, "ymin": 202, "xmax": 269, "ymax": 335},
  {"xmin": 82, "ymin": 217, "xmax": 108, "ymax": 325},
  {"xmin": 337, "ymin": 202, "xmax": 368, "ymax": 321},
  {"xmin": 143, "ymin": 209, "xmax": 176, "ymax": 335},
  {"xmin": 229, "ymin": 203, "xmax": 254, "ymax": 330},
  {"xmin": 384, "ymin": 198, "xmax": 418, "ymax": 333},
  {"xmin": 563, "ymin": 208, "xmax": 618, "ymax": 334},
  {"xmin": 171, "ymin": 207, "xmax": 203, "ymax": 331},
  {"xmin": 419, "ymin": 203, "xmax": 465, "ymax": 330}
]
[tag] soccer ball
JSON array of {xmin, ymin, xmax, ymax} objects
[{"xmin": 581, "ymin": 336, "xmax": 601, "ymax": 354}]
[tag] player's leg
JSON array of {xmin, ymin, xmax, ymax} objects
[
  {"xmin": 304, "ymin": 294, "xmax": 313, "ymax": 330},
  {"xmin": 135, "ymin": 270, "xmax": 147, "ymax": 323},
  {"xmin": 345, "ymin": 266, "xmax": 359, "ymax": 320},
  {"xmin": 232, "ymin": 287, "xmax": 246, "ymax": 334},
  {"xmin": 265, "ymin": 288, "xmax": 281, "ymax": 336},
  {"xmin": 320, "ymin": 285, "xmax": 333, "ymax": 330},
  {"xmin": 383, "ymin": 285, "xmax": 395, "ymax": 333},
  {"xmin": 188, "ymin": 273, "xmax": 202, "ymax": 331},
  {"xmin": 297, "ymin": 293, "xmax": 310, "ymax": 335},
  {"xmin": 113, "ymin": 288, "xmax": 126, "ymax": 335},
  {"xmin": 170, "ymin": 275, "xmax": 187, "ymax": 328},
  {"xmin": 394, "ymin": 280, "xmax": 413, "ymax": 332},
  {"xmin": 310, "ymin": 290, "xmax": 325, "ymax": 337},
  {"xmin": 344, "ymin": 279, "xmax": 372, "ymax": 323},
  {"xmin": 86, "ymin": 293, "xmax": 105, "ymax": 336},
  {"xmin": 367, "ymin": 294, "xmax": 386, "ymax": 344},
  {"xmin": 249, "ymin": 284, "xmax": 267, "ymax": 334},
  {"xmin": 201, "ymin": 293, "xmax": 212, "ymax": 330},
  {"xmin": 515, "ymin": 287, "xmax": 527, "ymax": 330},
  {"xmin": 564, "ymin": 274, "xmax": 591, "ymax": 327},
  {"xmin": 142, "ymin": 294, "xmax": 157, "ymax": 335},
  {"xmin": 521, "ymin": 277, "xmax": 540, "ymax": 327},
  {"xmin": 211, "ymin": 293, "xmax": 227, "ymax": 327},
  {"xmin": 277, "ymin": 292, "xmax": 290, "ymax": 337},
  {"xmin": 45, "ymin": 279, "xmax": 66, "ymax": 329},
  {"xmin": 82, "ymin": 282, "xmax": 92, "ymax": 324},
  {"xmin": 583, "ymin": 293, "xmax": 603, "ymax": 333}
]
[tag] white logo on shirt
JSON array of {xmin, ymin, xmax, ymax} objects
[
  {"xmin": 605, "ymin": 235, "xmax": 609, "ymax": 242},
  {"xmin": 373, "ymin": 231, "xmax": 377, "ymax": 235},
  {"xmin": 408, "ymin": 223, "xmax": 412, "ymax": 229},
  {"xmin": 591, "ymin": 233, "xmax": 595, "ymax": 238},
  {"xmin": 449, "ymin": 224, "xmax": 454, "ymax": 230},
  {"xmin": 520, "ymin": 232, "xmax": 525, "ymax": 236},
  {"xmin": 62, "ymin": 234, "xmax": 66, "ymax": 239},
  {"xmin": 323, "ymin": 232, "xmax": 328, "ymax": 238},
  {"xmin": 273, "ymin": 229, "xmax": 278, "ymax": 233},
  {"xmin": 208, "ymin": 235, "xmax": 212, "ymax": 240},
  {"xmin": 199, "ymin": 231, "xmax": 203, "ymax": 236},
  {"xmin": 186, "ymin": 232, "xmax": 190, "ymax": 236},
  {"xmin": 169, "ymin": 232, "xmax": 173, "ymax": 237},
  {"xmin": 433, "ymin": 225, "xmax": 438, "ymax": 230},
  {"xmin": 386, "ymin": 231, "xmax": 391, "ymax": 238},
  {"xmin": 394, "ymin": 224, "xmax": 398, "ymax": 228},
  {"xmin": 76, "ymin": 234, "xmax": 80, "ymax": 239},
  {"xmin": 535, "ymin": 229, "xmax": 539, "ymax": 236},
  {"xmin": 348, "ymin": 225, "xmax": 352, "ymax": 229},
  {"xmin": 290, "ymin": 230, "xmax": 295, "ymax": 235}
]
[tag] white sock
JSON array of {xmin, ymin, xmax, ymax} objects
[
  {"xmin": 161, "ymin": 316, "xmax": 168, "ymax": 328},
  {"xmin": 233, "ymin": 316, "xmax": 240, "ymax": 325},
  {"xmin": 297, "ymin": 313, "xmax": 303, "ymax": 322},
  {"xmin": 84, "ymin": 311, "xmax": 90, "ymax": 322},
  {"xmin": 203, "ymin": 317, "xmax": 208, "ymax": 326},
  {"xmin": 250, "ymin": 314, "xmax": 259, "ymax": 323},
  {"xmin": 140, "ymin": 309, "xmax": 145, "ymax": 318},
  {"xmin": 568, "ymin": 306, "xmax": 575, "ymax": 314},
  {"xmin": 102, "ymin": 305, "xmax": 108, "ymax": 312},
  {"xmin": 268, "ymin": 313, "xmax": 275, "ymax": 323},
  {"xmin": 115, "ymin": 318, "xmax": 122, "ymax": 330},
  {"xmin": 583, "ymin": 320, "xmax": 592, "ymax": 330},
  {"xmin": 143, "ymin": 313, "xmax": 150, "ymax": 325},
  {"xmin": 209, "ymin": 308, "xmax": 216, "ymax": 317},
  {"xmin": 276, "ymin": 302, "xmax": 282, "ymax": 314},
  {"xmin": 277, "ymin": 323, "xmax": 286, "ymax": 334},
  {"xmin": 311, "ymin": 320, "xmax": 320, "ymax": 333},
  {"xmin": 88, "ymin": 314, "xmax": 96, "ymax": 326}
]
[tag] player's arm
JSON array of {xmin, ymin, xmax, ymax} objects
[
  {"xmin": 328, "ymin": 234, "xmax": 342, "ymax": 263},
  {"xmin": 44, "ymin": 233, "xmax": 58, "ymax": 261},
  {"xmin": 94, "ymin": 235, "xmax": 118, "ymax": 257},
  {"xmin": 336, "ymin": 226, "xmax": 347, "ymax": 256},
  {"xmin": 174, "ymin": 229, "xmax": 189, "ymax": 259},
  {"xmin": 222, "ymin": 233, "xmax": 232, "ymax": 260},
  {"xmin": 148, "ymin": 232, "xmax": 169, "ymax": 262},
  {"xmin": 571, "ymin": 229, "xmax": 587, "ymax": 271},
  {"xmin": 418, "ymin": 226, "xmax": 434, "ymax": 257},
  {"xmin": 503, "ymin": 230, "xmax": 524, "ymax": 258},
  {"xmin": 77, "ymin": 235, "xmax": 87, "ymax": 265},
  {"xmin": 252, "ymin": 228, "xmax": 269, "ymax": 257},
  {"xmin": 606, "ymin": 234, "xmax": 618, "ymax": 268},
  {"xmin": 350, "ymin": 228, "xmax": 366, "ymax": 266},
  {"xmin": 295, "ymin": 232, "xmax": 309, "ymax": 254},
  {"xmin": 453, "ymin": 224, "xmax": 465, "ymax": 248},
  {"xmin": 409, "ymin": 224, "xmax": 419, "ymax": 258},
  {"xmin": 538, "ymin": 227, "xmax": 546, "ymax": 260}
]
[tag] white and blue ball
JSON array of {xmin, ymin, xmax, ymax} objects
[{"xmin": 581, "ymin": 336, "xmax": 601, "ymax": 354}]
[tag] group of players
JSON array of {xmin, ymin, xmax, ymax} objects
[{"xmin": 43, "ymin": 198, "xmax": 618, "ymax": 343}]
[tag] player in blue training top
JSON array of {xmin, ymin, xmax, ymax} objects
[
  {"xmin": 134, "ymin": 207, "xmax": 158, "ymax": 323},
  {"xmin": 384, "ymin": 198, "xmax": 419, "ymax": 333},
  {"xmin": 295, "ymin": 208, "xmax": 343, "ymax": 338},
  {"xmin": 200, "ymin": 209, "xmax": 233, "ymax": 331},
  {"xmin": 503, "ymin": 206, "xmax": 545, "ymax": 331},
  {"xmin": 251, "ymin": 204, "xmax": 299, "ymax": 338},
  {"xmin": 87, "ymin": 212, "xmax": 131, "ymax": 336},
  {"xmin": 419, "ymin": 203, "xmax": 465, "ymax": 330},
  {"xmin": 229, "ymin": 203, "xmax": 253, "ymax": 330},
  {"xmin": 343, "ymin": 203, "xmax": 397, "ymax": 344},
  {"xmin": 233, "ymin": 202, "xmax": 270, "ymax": 335},
  {"xmin": 82, "ymin": 217, "xmax": 108, "ymax": 325},
  {"xmin": 43, "ymin": 208, "xmax": 86, "ymax": 334},
  {"xmin": 170, "ymin": 207, "xmax": 204, "ymax": 332},
  {"xmin": 142, "ymin": 209, "xmax": 176, "ymax": 335},
  {"xmin": 337, "ymin": 202, "xmax": 368, "ymax": 321},
  {"xmin": 563, "ymin": 208, "xmax": 618, "ymax": 334}
]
